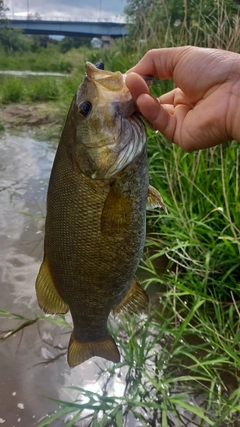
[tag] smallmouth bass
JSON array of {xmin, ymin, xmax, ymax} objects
[{"xmin": 36, "ymin": 61, "xmax": 166, "ymax": 368}]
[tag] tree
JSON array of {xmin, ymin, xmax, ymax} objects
[
  {"xmin": 0, "ymin": 1, "xmax": 33, "ymax": 53},
  {"xmin": 0, "ymin": 0, "xmax": 8, "ymax": 22},
  {"xmin": 59, "ymin": 36, "xmax": 91, "ymax": 53},
  {"xmin": 0, "ymin": 28, "xmax": 32, "ymax": 52},
  {"xmin": 27, "ymin": 12, "xmax": 42, "ymax": 20}
]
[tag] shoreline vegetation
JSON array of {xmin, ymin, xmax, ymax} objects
[{"xmin": 1, "ymin": 0, "xmax": 240, "ymax": 426}]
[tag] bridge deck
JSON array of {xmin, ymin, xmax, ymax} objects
[{"xmin": 6, "ymin": 19, "xmax": 128, "ymax": 38}]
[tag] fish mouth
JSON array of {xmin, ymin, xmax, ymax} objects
[
  {"xmin": 85, "ymin": 61, "xmax": 124, "ymax": 91},
  {"xmin": 80, "ymin": 62, "xmax": 148, "ymax": 179}
]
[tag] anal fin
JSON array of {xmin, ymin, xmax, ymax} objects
[
  {"xmin": 147, "ymin": 185, "xmax": 167, "ymax": 212},
  {"xmin": 113, "ymin": 277, "xmax": 149, "ymax": 316},
  {"xmin": 36, "ymin": 258, "xmax": 69, "ymax": 314},
  {"xmin": 68, "ymin": 332, "xmax": 120, "ymax": 368}
]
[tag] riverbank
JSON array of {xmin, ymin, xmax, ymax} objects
[{"xmin": 0, "ymin": 102, "xmax": 63, "ymax": 127}]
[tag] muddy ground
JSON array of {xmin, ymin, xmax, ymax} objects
[{"xmin": 0, "ymin": 103, "xmax": 64, "ymax": 129}]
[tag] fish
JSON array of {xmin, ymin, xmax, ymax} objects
[{"xmin": 35, "ymin": 61, "xmax": 166, "ymax": 368}]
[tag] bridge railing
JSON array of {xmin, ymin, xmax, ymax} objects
[{"xmin": 6, "ymin": 15, "xmax": 126, "ymax": 24}]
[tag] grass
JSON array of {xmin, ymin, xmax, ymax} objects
[
  {"xmin": 0, "ymin": 45, "xmax": 92, "ymax": 73},
  {"xmin": 146, "ymin": 132, "xmax": 240, "ymax": 300},
  {"xmin": 28, "ymin": 78, "xmax": 60, "ymax": 102},
  {"xmin": 0, "ymin": 44, "xmax": 90, "ymax": 106},
  {"xmin": 0, "ymin": 44, "xmax": 73, "ymax": 73},
  {"xmin": 1, "ymin": 77, "xmax": 24, "ymax": 103},
  {"xmin": 0, "ymin": 119, "xmax": 5, "ymax": 131},
  {"xmin": 0, "ymin": 74, "xmax": 80, "ymax": 106}
]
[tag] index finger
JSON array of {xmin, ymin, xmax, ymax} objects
[{"xmin": 127, "ymin": 47, "xmax": 190, "ymax": 80}]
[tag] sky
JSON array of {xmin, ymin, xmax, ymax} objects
[{"xmin": 5, "ymin": 0, "xmax": 127, "ymax": 22}]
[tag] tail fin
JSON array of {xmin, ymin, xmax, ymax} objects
[{"xmin": 67, "ymin": 332, "xmax": 120, "ymax": 368}]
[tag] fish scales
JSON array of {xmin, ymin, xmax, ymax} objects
[
  {"xmin": 36, "ymin": 62, "xmax": 165, "ymax": 367},
  {"xmin": 46, "ymin": 135, "xmax": 148, "ymax": 321}
]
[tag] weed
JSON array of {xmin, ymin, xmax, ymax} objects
[
  {"xmin": 28, "ymin": 78, "xmax": 60, "ymax": 102},
  {"xmin": 1, "ymin": 78, "xmax": 24, "ymax": 103}
]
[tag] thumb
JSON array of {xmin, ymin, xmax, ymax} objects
[
  {"xmin": 126, "ymin": 72, "xmax": 175, "ymax": 139},
  {"xmin": 137, "ymin": 93, "xmax": 175, "ymax": 140}
]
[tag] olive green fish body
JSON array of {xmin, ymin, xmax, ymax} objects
[
  {"xmin": 45, "ymin": 129, "xmax": 148, "ymax": 339},
  {"xmin": 36, "ymin": 62, "xmax": 165, "ymax": 367}
]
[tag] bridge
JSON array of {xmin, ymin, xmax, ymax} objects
[{"xmin": 6, "ymin": 19, "xmax": 128, "ymax": 38}]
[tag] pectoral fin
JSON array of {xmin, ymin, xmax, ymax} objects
[
  {"xmin": 113, "ymin": 277, "xmax": 149, "ymax": 316},
  {"xmin": 147, "ymin": 185, "xmax": 167, "ymax": 212},
  {"xmin": 36, "ymin": 258, "xmax": 69, "ymax": 314},
  {"xmin": 68, "ymin": 332, "xmax": 120, "ymax": 367},
  {"xmin": 101, "ymin": 186, "xmax": 132, "ymax": 235}
]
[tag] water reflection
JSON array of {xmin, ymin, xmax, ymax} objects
[{"xmin": 0, "ymin": 132, "xmax": 60, "ymax": 426}]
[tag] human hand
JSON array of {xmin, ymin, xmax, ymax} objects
[{"xmin": 126, "ymin": 46, "xmax": 240, "ymax": 151}]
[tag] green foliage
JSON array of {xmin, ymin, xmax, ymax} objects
[
  {"xmin": 59, "ymin": 36, "xmax": 91, "ymax": 53},
  {"xmin": 0, "ymin": 28, "xmax": 33, "ymax": 53},
  {"xmin": 31, "ymin": 35, "xmax": 53, "ymax": 51},
  {"xmin": 28, "ymin": 78, "xmax": 60, "ymax": 102},
  {"xmin": 1, "ymin": 78, "xmax": 24, "ymax": 103},
  {"xmin": 56, "ymin": 58, "xmax": 73, "ymax": 73},
  {"xmin": 88, "ymin": 43, "xmax": 134, "ymax": 74},
  {"xmin": 124, "ymin": 0, "xmax": 240, "ymax": 50},
  {"xmin": 0, "ymin": 1, "xmax": 33, "ymax": 53},
  {"xmin": 0, "ymin": 0, "xmax": 8, "ymax": 20},
  {"xmin": 0, "ymin": 45, "xmax": 74, "ymax": 72},
  {"xmin": 146, "ymin": 128, "xmax": 240, "ymax": 300},
  {"xmin": 0, "ymin": 74, "xmax": 81, "ymax": 106}
]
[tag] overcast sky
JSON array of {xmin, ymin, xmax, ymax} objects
[{"xmin": 5, "ymin": 0, "xmax": 127, "ymax": 21}]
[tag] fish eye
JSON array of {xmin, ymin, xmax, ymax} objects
[
  {"xmin": 95, "ymin": 61, "xmax": 104, "ymax": 70},
  {"xmin": 78, "ymin": 101, "xmax": 92, "ymax": 117}
]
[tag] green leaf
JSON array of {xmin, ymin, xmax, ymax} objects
[{"xmin": 169, "ymin": 398, "xmax": 214, "ymax": 425}]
